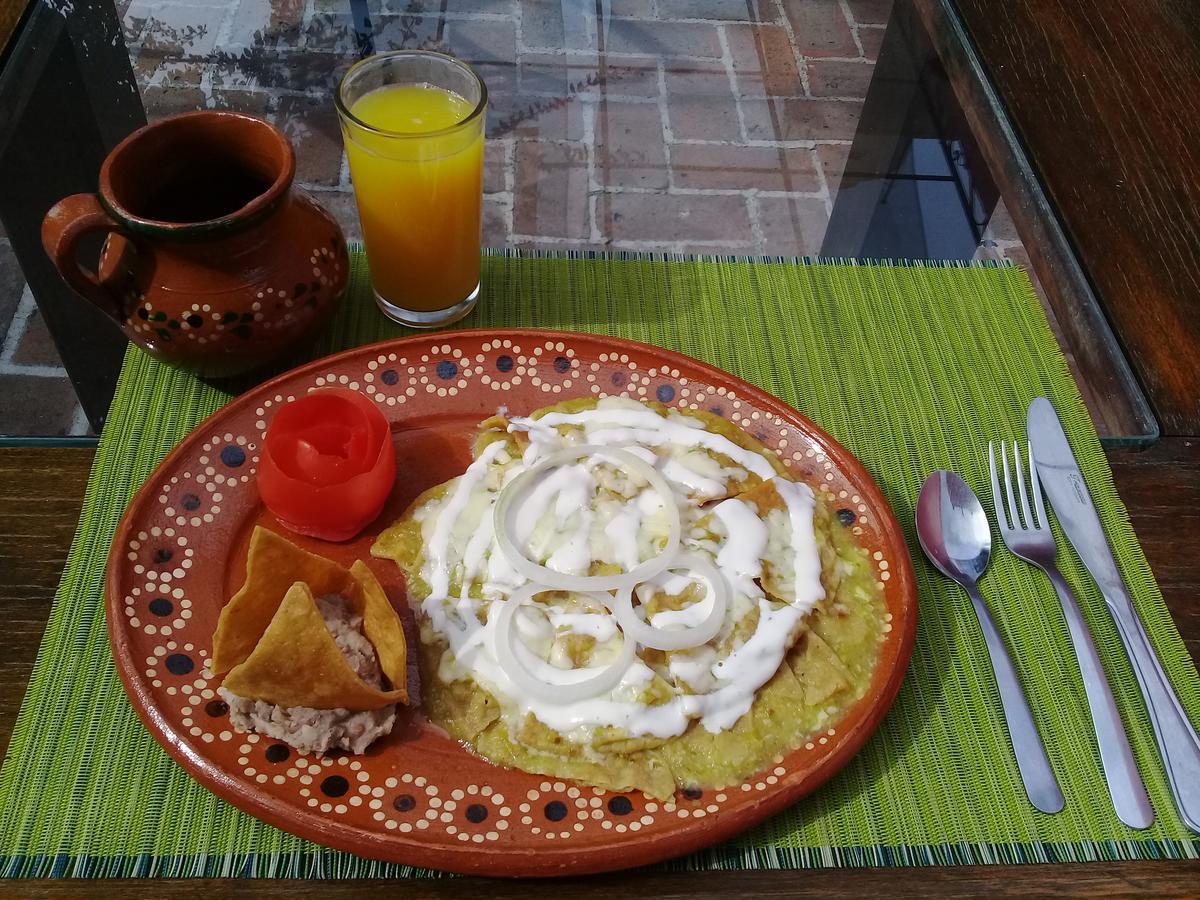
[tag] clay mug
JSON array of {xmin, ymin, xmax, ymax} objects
[{"xmin": 42, "ymin": 111, "xmax": 349, "ymax": 378}]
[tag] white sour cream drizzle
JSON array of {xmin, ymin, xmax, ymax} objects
[
  {"xmin": 604, "ymin": 502, "xmax": 644, "ymax": 571},
  {"xmin": 509, "ymin": 399, "xmax": 777, "ymax": 481},
  {"xmin": 650, "ymin": 587, "xmax": 717, "ymax": 628},
  {"xmin": 415, "ymin": 397, "xmax": 826, "ymax": 739},
  {"xmin": 426, "ymin": 440, "xmax": 508, "ymax": 598},
  {"xmin": 772, "ymin": 480, "xmax": 826, "ymax": 616},
  {"xmin": 547, "ymin": 610, "xmax": 620, "ymax": 642},
  {"xmin": 711, "ymin": 498, "xmax": 768, "ymax": 578}
]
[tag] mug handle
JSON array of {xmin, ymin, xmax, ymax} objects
[{"xmin": 42, "ymin": 193, "xmax": 136, "ymax": 323}]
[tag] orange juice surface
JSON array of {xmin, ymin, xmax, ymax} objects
[{"xmin": 346, "ymin": 84, "xmax": 484, "ymax": 311}]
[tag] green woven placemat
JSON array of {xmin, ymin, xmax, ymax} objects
[{"xmin": 2, "ymin": 251, "xmax": 1198, "ymax": 878}]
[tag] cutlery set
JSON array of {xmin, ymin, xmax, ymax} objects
[{"xmin": 916, "ymin": 397, "xmax": 1200, "ymax": 832}]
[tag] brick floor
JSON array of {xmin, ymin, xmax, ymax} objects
[
  {"xmin": 783, "ymin": 0, "xmax": 859, "ymax": 58},
  {"xmin": 756, "ymin": 194, "xmax": 833, "ymax": 256},
  {"xmin": 742, "ymin": 97, "xmax": 865, "ymax": 142},
  {"xmin": 857, "ymin": 25, "xmax": 886, "ymax": 61},
  {"xmin": 10, "ymin": 307, "xmax": 62, "ymax": 367},
  {"xmin": 275, "ymin": 94, "xmax": 345, "ymax": 186},
  {"xmin": 482, "ymin": 195, "xmax": 512, "ymax": 247},
  {"xmin": 0, "ymin": 0, "xmax": 1050, "ymax": 437},
  {"xmin": 726, "ymin": 23, "xmax": 805, "ymax": 97},
  {"xmin": 514, "ymin": 141, "xmax": 591, "ymax": 238},
  {"xmin": 664, "ymin": 66, "xmax": 743, "ymax": 142},
  {"xmin": 604, "ymin": 192, "xmax": 753, "ymax": 243},
  {"xmin": 519, "ymin": 0, "xmax": 581, "ymax": 52},
  {"xmin": 606, "ymin": 19, "xmax": 724, "ymax": 58},
  {"xmin": 806, "ymin": 59, "xmax": 876, "ymax": 98},
  {"xmin": 0, "ymin": 291, "xmax": 91, "ymax": 437},
  {"xmin": 844, "ymin": 0, "xmax": 893, "ymax": 26},
  {"xmin": 670, "ymin": 144, "xmax": 821, "ymax": 193},
  {"xmin": 484, "ymin": 140, "xmax": 510, "ymax": 195},
  {"xmin": 815, "ymin": 141, "xmax": 853, "ymax": 192},
  {"xmin": 597, "ymin": 101, "xmax": 670, "ymax": 189},
  {"xmin": 0, "ymin": 374, "xmax": 88, "ymax": 436},
  {"xmin": 662, "ymin": 0, "xmax": 781, "ymax": 21}
]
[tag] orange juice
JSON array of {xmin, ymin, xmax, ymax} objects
[{"xmin": 343, "ymin": 83, "xmax": 484, "ymax": 314}]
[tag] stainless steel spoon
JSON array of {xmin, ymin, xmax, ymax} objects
[{"xmin": 916, "ymin": 469, "xmax": 1065, "ymax": 814}]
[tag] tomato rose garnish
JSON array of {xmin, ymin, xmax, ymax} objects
[{"xmin": 257, "ymin": 388, "xmax": 396, "ymax": 541}]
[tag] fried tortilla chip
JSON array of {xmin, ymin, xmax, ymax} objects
[
  {"xmin": 222, "ymin": 581, "xmax": 405, "ymax": 709},
  {"xmin": 788, "ymin": 630, "xmax": 851, "ymax": 707},
  {"xmin": 212, "ymin": 527, "xmax": 356, "ymax": 675},
  {"xmin": 212, "ymin": 527, "xmax": 408, "ymax": 709},
  {"xmin": 352, "ymin": 560, "xmax": 408, "ymax": 704}
]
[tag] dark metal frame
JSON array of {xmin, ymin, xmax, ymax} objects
[
  {"xmin": 824, "ymin": 0, "xmax": 1155, "ymax": 445},
  {"xmin": 822, "ymin": 0, "xmax": 999, "ymax": 260},
  {"xmin": 0, "ymin": 0, "xmax": 144, "ymax": 436}
]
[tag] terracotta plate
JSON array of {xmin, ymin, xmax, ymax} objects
[{"xmin": 107, "ymin": 329, "xmax": 917, "ymax": 877}]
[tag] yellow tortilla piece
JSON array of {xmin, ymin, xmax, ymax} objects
[
  {"xmin": 371, "ymin": 485, "xmax": 437, "ymax": 578},
  {"xmin": 416, "ymin": 640, "xmax": 499, "ymax": 739},
  {"xmin": 352, "ymin": 560, "xmax": 408, "ymax": 704},
  {"xmin": 474, "ymin": 718, "xmax": 677, "ymax": 800},
  {"xmin": 788, "ymin": 630, "xmax": 851, "ymax": 707},
  {"xmin": 212, "ymin": 527, "xmax": 356, "ymax": 675},
  {"xmin": 222, "ymin": 581, "xmax": 404, "ymax": 710}
]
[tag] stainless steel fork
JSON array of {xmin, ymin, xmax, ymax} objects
[{"xmin": 989, "ymin": 440, "xmax": 1154, "ymax": 829}]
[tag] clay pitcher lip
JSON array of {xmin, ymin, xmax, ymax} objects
[{"xmin": 98, "ymin": 111, "xmax": 296, "ymax": 240}]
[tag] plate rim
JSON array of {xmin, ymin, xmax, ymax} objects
[{"xmin": 105, "ymin": 327, "xmax": 918, "ymax": 877}]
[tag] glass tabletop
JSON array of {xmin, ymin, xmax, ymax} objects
[{"xmin": 0, "ymin": 0, "xmax": 1154, "ymax": 444}]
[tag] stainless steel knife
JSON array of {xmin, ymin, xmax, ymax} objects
[{"xmin": 1028, "ymin": 396, "xmax": 1200, "ymax": 834}]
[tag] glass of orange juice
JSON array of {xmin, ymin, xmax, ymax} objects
[{"xmin": 336, "ymin": 51, "xmax": 487, "ymax": 328}]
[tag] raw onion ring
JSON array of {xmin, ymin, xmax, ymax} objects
[
  {"xmin": 493, "ymin": 445, "xmax": 681, "ymax": 593},
  {"xmin": 613, "ymin": 553, "xmax": 730, "ymax": 651},
  {"xmin": 491, "ymin": 584, "xmax": 634, "ymax": 703}
]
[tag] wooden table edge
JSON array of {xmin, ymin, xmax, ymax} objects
[{"xmin": 2, "ymin": 861, "xmax": 1200, "ymax": 897}]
